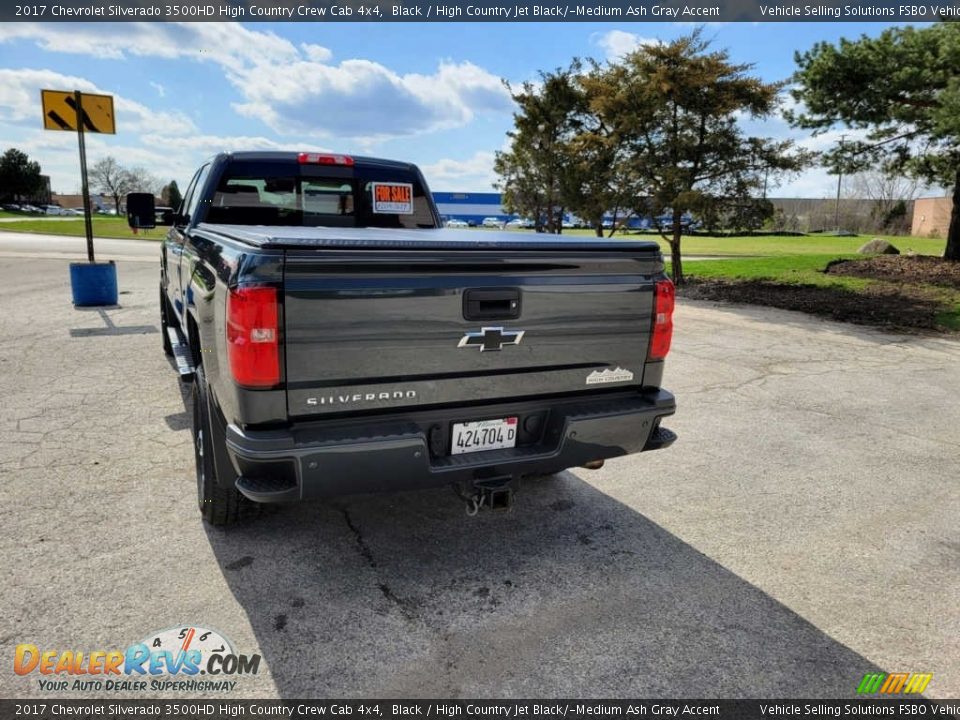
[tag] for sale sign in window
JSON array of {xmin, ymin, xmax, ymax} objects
[{"xmin": 372, "ymin": 182, "xmax": 414, "ymax": 214}]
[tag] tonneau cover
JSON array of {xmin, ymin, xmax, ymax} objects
[{"xmin": 196, "ymin": 223, "xmax": 663, "ymax": 253}]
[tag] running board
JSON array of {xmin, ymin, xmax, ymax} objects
[{"xmin": 167, "ymin": 327, "xmax": 195, "ymax": 381}]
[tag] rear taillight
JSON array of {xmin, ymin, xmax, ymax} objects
[
  {"xmin": 647, "ymin": 278, "xmax": 675, "ymax": 361},
  {"xmin": 297, "ymin": 153, "xmax": 355, "ymax": 166},
  {"xmin": 227, "ymin": 286, "xmax": 280, "ymax": 388}
]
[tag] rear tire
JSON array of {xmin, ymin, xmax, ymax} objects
[
  {"xmin": 160, "ymin": 287, "xmax": 173, "ymax": 357},
  {"xmin": 192, "ymin": 367, "xmax": 254, "ymax": 526}
]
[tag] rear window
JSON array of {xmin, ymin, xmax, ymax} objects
[{"xmin": 204, "ymin": 161, "xmax": 438, "ymax": 229}]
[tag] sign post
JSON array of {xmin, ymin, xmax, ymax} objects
[
  {"xmin": 74, "ymin": 91, "xmax": 96, "ymax": 263},
  {"xmin": 41, "ymin": 89, "xmax": 117, "ymax": 305}
]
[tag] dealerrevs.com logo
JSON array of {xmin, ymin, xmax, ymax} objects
[{"xmin": 14, "ymin": 625, "xmax": 261, "ymax": 693}]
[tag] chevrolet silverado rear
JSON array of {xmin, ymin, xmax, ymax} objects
[{"xmin": 152, "ymin": 152, "xmax": 676, "ymax": 526}]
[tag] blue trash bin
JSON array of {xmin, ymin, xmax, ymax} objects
[{"xmin": 70, "ymin": 261, "xmax": 118, "ymax": 306}]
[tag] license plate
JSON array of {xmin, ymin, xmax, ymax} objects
[{"xmin": 450, "ymin": 417, "xmax": 518, "ymax": 455}]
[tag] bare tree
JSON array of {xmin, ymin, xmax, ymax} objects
[
  {"xmin": 89, "ymin": 156, "xmax": 132, "ymax": 213},
  {"xmin": 126, "ymin": 166, "xmax": 161, "ymax": 196},
  {"xmin": 845, "ymin": 170, "xmax": 919, "ymax": 235}
]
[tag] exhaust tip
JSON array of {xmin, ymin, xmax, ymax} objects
[{"xmin": 581, "ymin": 460, "xmax": 605, "ymax": 470}]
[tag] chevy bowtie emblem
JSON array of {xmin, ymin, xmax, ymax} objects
[{"xmin": 458, "ymin": 326, "xmax": 525, "ymax": 352}]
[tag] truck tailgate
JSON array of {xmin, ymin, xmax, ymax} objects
[{"xmin": 282, "ymin": 246, "xmax": 664, "ymax": 417}]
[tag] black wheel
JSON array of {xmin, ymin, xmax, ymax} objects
[
  {"xmin": 160, "ymin": 286, "xmax": 173, "ymax": 357},
  {"xmin": 192, "ymin": 367, "xmax": 254, "ymax": 526}
]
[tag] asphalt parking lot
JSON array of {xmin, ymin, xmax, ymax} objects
[{"xmin": 1, "ymin": 251, "xmax": 958, "ymax": 699}]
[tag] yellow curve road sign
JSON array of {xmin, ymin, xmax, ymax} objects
[{"xmin": 41, "ymin": 90, "xmax": 115, "ymax": 134}]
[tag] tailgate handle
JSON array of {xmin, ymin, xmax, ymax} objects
[{"xmin": 463, "ymin": 288, "xmax": 521, "ymax": 320}]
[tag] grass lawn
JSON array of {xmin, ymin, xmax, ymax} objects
[
  {"xmin": 651, "ymin": 233, "xmax": 944, "ymax": 257},
  {"xmin": 2, "ymin": 214, "xmax": 954, "ymax": 330},
  {"xmin": 683, "ymin": 254, "xmax": 868, "ymax": 288},
  {"xmin": 490, "ymin": 226, "xmax": 946, "ymax": 256},
  {"xmin": 679, "ymin": 253, "xmax": 960, "ymax": 332},
  {"xmin": 0, "ymin": 216, "xmax": 165, "ymax": 240},
  {"xmin": 1, "ymin": 217, "xmax": 946, "ymax": 257}
]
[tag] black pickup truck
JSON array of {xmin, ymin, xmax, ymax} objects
[{"xmin": 130, "ymin": 151, "xmax": 676, "ymax": 525}]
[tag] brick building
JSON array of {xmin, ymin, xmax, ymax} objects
[{"xmin": 911, "ymin": 197, "xmax": 952, "ymax": 239}]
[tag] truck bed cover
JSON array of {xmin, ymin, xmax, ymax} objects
[{"xmin": 196, "ymin": 224, "xmax": 663, "ymax": 253}]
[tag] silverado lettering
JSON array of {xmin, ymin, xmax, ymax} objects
[
  {"xmin": 141, "ymin": 151, "xmax": 676, "ymax": 526},
  {"xmin": 307, "ymin": 390, "xmax": 418, "ymax": 406}
]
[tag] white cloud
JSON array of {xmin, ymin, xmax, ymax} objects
[
  {"xmin": 5, "ymin": 127, "xmax": 195, "ymax": 193},
  {"xmin": 421, "ymin": 151, "xmax": 499, "ymax": 191},
  {"xmin": 0, "ymin": 66, "xmax": 325, "ymax": 191},
  {"xmin": 300, "ymin": 43, "xmax": 333, "ymax": 63},
  {"xmin": 0, "ymin": 68, "xmax": 97, "ymax": 124},
  {"xmin": 0, "ymin": 23, "xmax": 513, "ymax": 142},
  {"xmin": 0, "ymin": 68, "xmax": 197, "ymax": 135},
  {"xmin": 795, "ymin": 127, "xmax": 870, "ymax": 154},
  {"xmin": 0, "ymin": 24, "xmax": 518, "ymax": 193},
  {"xmin": 4, "ymin": 126, "xmax": 330, "ymax": 194},
  {"xmin": 0, "ymin": 23, "xmax": 301, "ymax": 71},
  {"xmin": 231, "ymin": 58, "xmax": 512, "ymax": 140},
  {"xmin": 591, "ymin": 30, "xmax": 660, "ymax": 62},
  {"xmin": 138, "ymin": 133, "xmax": 330, "ymax": 154}
]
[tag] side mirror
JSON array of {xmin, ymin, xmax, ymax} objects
[{"xmin": 126, "ymin": 193, "xmax": 156, "ymax": 229}]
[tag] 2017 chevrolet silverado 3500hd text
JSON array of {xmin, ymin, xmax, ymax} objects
[{"xmin": 129, "ymin": 152, "xmax": 677, "ymax": 526}]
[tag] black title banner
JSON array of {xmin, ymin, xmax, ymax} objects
[
  {"xmin": 5, "ymin": 0, "xmax": 960, "ymax": 21},
  {"xmin": 2, "ymin": 700, "xmax": 959, "ymax": 720}
]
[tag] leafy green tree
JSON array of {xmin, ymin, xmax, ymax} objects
[
  {"xmin": 163, "ymin": 180, "xmax": 183, "ymax": 210},
  {"xmin": 790, "ymin": 22, "xmax": 960, "ymax": 259},
  {"xmin": 498, "ymin": 61, "xmax": 663, "ymax": 239},
  {"xmin": 591, "ymin": 31, "xmax": 807, "ymax": 283},
  {"xmin": 494, "ymin": 32, "xmax": 806, "ymax": 273},
  {"xmin": 569, "ymin": 63, "xmax": 644, "ymax": 237},
  {"xmin": 0, "ymin": 148, "xmax": 43, "ymax": 202},
  {"xmin": 495, "ymin": 65, "xmax": 585, "ymax": 233},
  {"xmin": 494, "ymin": 145, "xmax": 544, "ymax": 229}
]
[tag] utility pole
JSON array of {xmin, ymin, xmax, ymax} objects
[{"xmin": 834, "ymin": 134, "xmax": 846, "ymax": 234}]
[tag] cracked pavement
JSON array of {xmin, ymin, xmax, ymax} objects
[{"xmin": 1, "ymin": 257, "xmax": 958, "ymax": 699}]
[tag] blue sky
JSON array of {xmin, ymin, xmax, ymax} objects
[{"xmin": 0, "ymin": 21, "xmax": 912, "ymax": 197}]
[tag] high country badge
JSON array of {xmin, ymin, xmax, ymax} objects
[{"xmin": 586, "ymin": 367, "xmax": 635, "ymax": 385}]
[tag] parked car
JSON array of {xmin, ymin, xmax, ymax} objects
[
  {"xmin": 445, "ymin": 218, "xmax": 469, "ymax": 228},
  {"xmin": 136, "ymin": 150, "xmax": 677, "ymax": 526},
  {"xmin": 482, "ymin": 217, "xmax": 502, "ymax": 228},
  {"xmin": 2, "ymin": 203, "xmax": 21, "ymax": 212},
  {"xmin": 64, "ymin": 208, "xmax": 85, "ymax": 216},
  {"xmin": 506, "ymin": 218, "xmax": 535, "ymax": 229},
  {"xmin": 42, "ymin": 205, "xmax": 65, "ymax": 215},
  {"xmin": 20, "ymin": 204, "xmax": 42, "ymax": 213}
]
